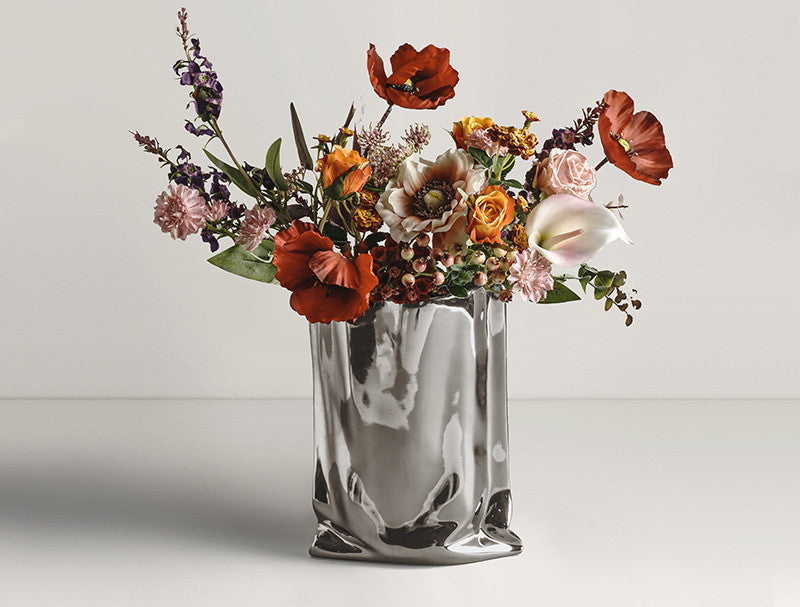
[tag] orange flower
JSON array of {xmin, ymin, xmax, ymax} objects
[
  {"xmin": 273, "ymin": 221, "xmax": 378, "ymax": 324},
  {"xmin": 367, "ymin": 43, "xmax": 459, "ymax": 110},
  {"xmin": 467, "ymin": 185, "xmax": 516, "ymax": 244},
  {"xmin": 316, "ymin": 146, "xmax": 371, "ymax": 196},
  {"xmin": 452, "ymin": 116, "xmax": 493, "ymax": 149},
  {"xmin": 598, "ymin": 90, "xmax": 673, "ymax": 185}
]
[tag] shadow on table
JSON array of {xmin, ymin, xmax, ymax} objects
[{"xmin": 0, "ymin": 463, "xmax": 313, "ymax": 562}]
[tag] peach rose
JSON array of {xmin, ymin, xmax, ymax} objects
[
  {"xmin": 466, "ymin": 185, "xmax": 515, "ymax": 244},
  {"xmin": 536, "ymin": 148, "xmax": 596, "ymax": 199},
  {"xmin": 317, "ymin": 145, "xmax": 371, "ymax": 196},
  {"xmin": 452, "ymin": 116, "xmax": 493, "ymax": 149}
]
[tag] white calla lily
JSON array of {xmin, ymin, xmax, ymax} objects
[{"xmin": 526, "ymin": 194, "xmax": 631, "ymax": 267}]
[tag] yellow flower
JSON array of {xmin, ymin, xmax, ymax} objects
[
  {"xmin": 507, "ymin": 224, "xmax": 529, "ymax": 251},
  {"xmin": 352, "ymin": 191, "xmax": 383, "ymax": 232},
  {"xmin": 486, "ymin": 125, "xmax": 538, "ymax": 160},
  {"xmin": 452, "ymin": 116, "xmax": 494, "ymax": 149}
]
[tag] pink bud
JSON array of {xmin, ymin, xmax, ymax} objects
[
  {"xmin": 415, "ymin": 233, "xmax": 430, "ymax": 247},
  {"xmin": 441, "ymin": 254, "xmax": 455, "ymax": 267},
  {"xmin": 400, "ymin": 246, "xmax": 414, "ymax": 261},
  {"xmin": 433, "ymin": 271, "xmax": 445, "ymax": 285},
  {"xmin": 412, "ymin": 258, "xmax": 427, "ymax": 273},
  {"xmin": 473, "ymin": 272, "xmax": 488, "ymax": 287},
  {"xmin": 401, "ymin": 273, "xmax": 416, "ymax": 287}
]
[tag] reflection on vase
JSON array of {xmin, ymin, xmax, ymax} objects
[{"xmin": 309, "ymin": 288, "xmax": 521, "ymax": 565}]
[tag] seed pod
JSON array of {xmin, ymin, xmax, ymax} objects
[{"xmin": 401, "ymin": 273, "xmax": 416, "ymax": 287}]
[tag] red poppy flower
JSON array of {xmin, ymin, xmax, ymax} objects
[
  {"xmin": 598, "ymin": 90, "xmax": 673, "ymax": 185},
  {"xmin": 367, "ymin": 43, "xmax": 459, "ymax": 110},
  {"xmin": 273, "ymin": 221, "xmax": 378, "ymax": 323}
]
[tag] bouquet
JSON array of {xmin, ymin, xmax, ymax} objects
[{"xmin": 133, "ymin": 9, "xmax": 673, "ymax": 326}]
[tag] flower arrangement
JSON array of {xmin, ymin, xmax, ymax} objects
[{"xmin": 134, "ymin": 9, "xmax": 673, "ymax": 326}]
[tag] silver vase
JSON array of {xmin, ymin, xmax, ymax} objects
[{"xmin": 308, "ymin": 288, "xmax": 521, "ymax": 565}]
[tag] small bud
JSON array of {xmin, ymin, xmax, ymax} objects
[
  {"xmin": 499, "ymin": 260, "xmax": 511, "ymax": 272},
  {"xmin": 491, "ymin": 271, "xmax": 506, "ymax": 284},
  {"xmin": 625, "ymin": 315, "xmax": 633, "ymax": 327},
  {"xmin": 441, "ymin": 253, "xmax": 455, "ymax": 267},
  {"xmin": 400, "ymin": 246, "xmax": 414, "ymax": 261},
  {"xmin": 415, "ymin": 233, "xmax": 430, "ymax": 247},
  {"xmin": 485, "ymin": 256, "xmax": 501, "ymax": 271},
  {"xmin": 499, "ymin": 289, "xmax": 513, "ymax": 303},
  {"xmin": 505, "ymin": 249, "xmax": 516, "ymax": 261},
  {"xmin": 431, "ymin": 247, "xmax": 444, "ymax": 260},
  {"xmin": 412, "ymin": 258, "xmax": 427, "ymax": 273},
  {"xmin": 473, "ymin": 272, "xmax": 488, "ymax": 287},
  {"xmin": 401, "ymin": 273, "xmax": 416, "ymax": 287},
  {"xmin": 453, "ymin": 254, "xmax": 465, "ymax": 266},
  {"xmin": 433, "ymin": 271, "xmax": 445, "ymax": 286},
  {"xmin": 492, "ymin": 247, "xmax": 507, "ymax": 259},
  {"xmin": 471, "ymin": 251, "xmax": 486, "ymax": 265}
]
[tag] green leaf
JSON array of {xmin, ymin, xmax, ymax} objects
[
  {"xmin": 207, "ymin": 242, "xmax": 278, "ymax": 283},
  {"xmin": 503, "ymin": 178, "xmax": 524, "ymax": 189},
  {"xmin": 467, "ymin": 147, "xmax": 492, "ymax": 168},
  {"xmin": 264, "ymin": 139, "xmax": 290, "ymax": 191},
  {"xmin": 290, "ymin": 102, "xmax": 314, "ymax": 170},
  {"xmin": 593, "ymin": 270, "xmax": 615, "ymax": 289},
  {"xmin": 539, "ymin": 281, "xmax": 582, "ymax": 304},
  {"xmin": 499, "ymin": 155, "xmax": 516, "ymax": 178},
  {"xmin": 447, "ymin": 284, "xmax": 470, "ymax": 299},
  {"xmin": 594, "ymin": 286, "xmax": 611, "ymax": 300},
  {"xmin": 322, "ymin": 165, "xmax": 358, "ymax": 200},
  {"xmin": 321, "ymin": 223, "xmax": 349, "ymax": 247},
  {"xmin": 364, "ymin": 232, "xmax": 387, "ymax": 248},
  {"xmin": 579, "ymin": 276, "xmax": 592, "ymax": 293},
  {"xmin": 204, "ymin": 150, "xmax": 261, "ymax": 199}
]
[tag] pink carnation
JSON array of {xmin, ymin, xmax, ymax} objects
[
  {"xmin": 508, "ymin": 248, "xmax": 554, "ymax": 303},
  {"xmin": 205, "ymin": 199, "xmax": 229, "ymax": 222},
  {"xmin": 236, "ymin": 204, "xmax": 276, "ymax": 251},
  {"xmin": 153, "ymin": 183, "xmax": 207, "ymax": 240},
  {"xmin": 464, "ymin": 128, "xmax": 508, "ymax": 157}
]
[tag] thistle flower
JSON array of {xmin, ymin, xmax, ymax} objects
[
  {"xmin": 235, "ymin": 204, "xmax": 276, "ymax": 251},
  {"xmin": 153, "ymin": 183, "xmax": 207, "ymax": 241},
  {"xmin": 508, "ymin": 248, "xmax": 554, "ymax": 303}
]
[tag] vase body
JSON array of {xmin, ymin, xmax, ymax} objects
[{"xmin": 308, "ymin": 288, "xmax": 521, "ymax": 565}]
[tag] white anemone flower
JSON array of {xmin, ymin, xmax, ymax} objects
[
  {"xmin": 526, "ymin": 194, "xmax": 631, "ymax": 266},
  {"xmin": 375, "ymin": 149, "xmax": 485, "ymax": 242}
]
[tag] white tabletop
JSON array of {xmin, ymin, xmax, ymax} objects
[{"xmin": 1, "ymin": 399, "xmax": 798, "ymax": 606}]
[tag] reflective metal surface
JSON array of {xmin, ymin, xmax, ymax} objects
[{"xmin": 309, "ymin": 288, "xmax": 521, "ymax": 565}]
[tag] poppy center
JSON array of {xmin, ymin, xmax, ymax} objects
[
  {"xmin": 612, "ymin": 132, "xmax": 633, "ymax": 154},
  {"xmin": 388, "ymin": 78, "xmax": 417, "ymax": 93},
  {"xmin": 411, "ymin": 179, "xmax": 455, "ymax": 219}
]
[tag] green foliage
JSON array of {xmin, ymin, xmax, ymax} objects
[
  {"xmin": 539, "ymin": 280, "xmax": 581, "ymax": 304},
  {"xmin": 289, "ymin": 103, "xmax": 314, "ymax": 170},
  {"xmin": 207, "ymin": 241, "xmax": 277, "ymax": 283},
  {"xmin": 467, "ymin": 147, "xmax": 492, "ymax": 168},
  {"xmin": 204, "ymin": 150, "xmax": 261, "ymax": 199},
  {"xmin": 264, "ymin": 139, "xmax": 290, "ymax": 191}
]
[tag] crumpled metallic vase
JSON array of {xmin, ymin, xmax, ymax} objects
[{"xmin": 308, "ymin": 288, "xmax": 521, "ymax": 565}]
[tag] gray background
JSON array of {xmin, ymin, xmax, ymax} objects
[{"xmin": 2, "ymin": 0, "xmax": 798, "ymax": 399}]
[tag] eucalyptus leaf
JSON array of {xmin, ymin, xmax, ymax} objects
[
  {"xmin": 207, "ymin": 242, "xmax": 278, "ymax": 283},
  {"xmin": 290, "ymin": 102, "xmax": 314, "ymax": 169},
  {"xmin": 539, "ymin": 281, "xmax": 581, "ymax": 304},
  {"xmin": 364, "ymin": 232, "xmax": 387, "ymax": 248},
  {"xmin": 321, "ymin": 223, "xmax": 349, "ymax": 247},
  {"xmin": 204, "ymin": 150, "xmax": 261, "ymax": 199},
  {"xmin": 264, "ymin": 139, "xmax": 290, "ymax": 191}
]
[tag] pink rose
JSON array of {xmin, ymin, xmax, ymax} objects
[{"xmin": 536, "ymin": 148, "xmax": 596, "ymax": 199}]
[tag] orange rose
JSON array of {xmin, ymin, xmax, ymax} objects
[
  {"xmin": 466, "ymin": 185, "xmax": 515, "ymax": 244},
  {"xmin": 452, "ymin": 116, "xmax": 493, "ymax": 149},
  {"xmin": 317, "ymin": 145, "xmax": 371, "ymax": 196}
]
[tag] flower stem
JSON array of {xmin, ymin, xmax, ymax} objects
[
  {"xmin": 209, "ymin": 118, "xmax": 265, "ymax": 204},
  {"xmin": 595, "ymin": 157, "xmax": 609, "ymax": 171},
  {"xmin": 318, "ymin": 199, "xmax": 334, "ymax": 232},
  {"xmin": 376, "ymin": 104, "xmax": 393, "ymax": 131}
]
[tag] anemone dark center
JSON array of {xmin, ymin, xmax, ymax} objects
[{"xmin": 411, "ymin": 179, "xmax": 455, "ymax": 218}]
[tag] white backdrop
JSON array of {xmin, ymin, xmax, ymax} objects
[{"xmin": 1, "ymin": 0, "xmax": 798, "ymax": 399}]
